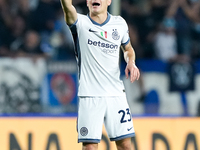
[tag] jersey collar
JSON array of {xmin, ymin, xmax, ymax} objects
[{"xmin": 87, "ymin": 12, "xmax": 111, "ymax": 27}]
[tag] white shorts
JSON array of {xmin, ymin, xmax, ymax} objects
[{"xmin": 77, "ymin": 95, "xmax": 135, "ymax": 143}]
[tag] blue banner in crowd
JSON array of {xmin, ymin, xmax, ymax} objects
[
  {"xmin": 41, "ymin": 61, "xmax": 78, "ymax": 113},
  {"xmin": 47, "ymin": 73, "xmax": 78, "ymax": 106}
]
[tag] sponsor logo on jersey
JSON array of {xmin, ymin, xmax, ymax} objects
[
  {"xmin": 88, "ymin": 39, "xmax": 118, "ymax": 49},
  {"xmin": 112, "ymin": 29, "xmax": 120, "ymax": 40},
  {"xmin": 88, "ymin": 39, "xmax": 118, "ymax": 54}
]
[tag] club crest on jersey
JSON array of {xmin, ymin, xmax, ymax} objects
[{"xmin": 112, "ymin": 29, "xmax": 120, "ymax": 40}]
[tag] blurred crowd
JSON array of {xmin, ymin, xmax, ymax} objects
[
  {"xmin": 121, "ymin": 0, "xmax": 200, "ymax": 63},
  {"xmin": 0, "ymin": 0, "xmax": 75, "ymax": 61},
  {"xmin": 0, "ymin": 0, "xmax": 200, "ymax": 62}
]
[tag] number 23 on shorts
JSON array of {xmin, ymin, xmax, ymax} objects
[{"xmin": 118, "ymin": 108, "xmax": 132, "ymax": 123}]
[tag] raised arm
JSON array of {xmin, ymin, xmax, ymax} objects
[
  {"xmin": 165, "ymin": 0, "xmax": 179, "ymax": 17},
  {"xmin": 121, "ymin": 42, "xmax": 140, "ymax": 83},
  {"xmin": 179, "ymin": 0, "xmax": 200, "ymax": 23},
  {"xmin": 60, "ymin": 0, "xmax": 77, "ymax": 25}
]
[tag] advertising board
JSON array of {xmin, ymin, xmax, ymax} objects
[{"xmin": 1, "ymin": 117, "xmax": 200, "ymax": 150}]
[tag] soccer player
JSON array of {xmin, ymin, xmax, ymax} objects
[{"xmin": 60, "ymin": 0, "xmax": 140, "ymax": 150}]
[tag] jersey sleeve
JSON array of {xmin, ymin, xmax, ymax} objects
[
  {"xmin": 68, "ymin": 14, "xmax": 83, "ymax": 58},
  {"xmin": 121, "ymin": 18, "xmax": 130, "ymax": 46},
  {"xmin": 69, "ymin": 13, "xmax": 83, "ymax": 34}
]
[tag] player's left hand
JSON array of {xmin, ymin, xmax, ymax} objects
[{"xmin": 125, "ymin": 61, "xmax": 140, "ymax": 83}]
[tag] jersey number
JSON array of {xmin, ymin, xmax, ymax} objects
[{"xmin": 118, "ymin": 108, "xmax": 131, "ymax": 123}]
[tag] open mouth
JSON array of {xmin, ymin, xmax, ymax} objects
[{"xmin": 92, "ymin": 2, "xmax": 100, "ymax": 6}]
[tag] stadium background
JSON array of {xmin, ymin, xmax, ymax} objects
[{"xmin": 0, "ymin": 0, "xmax": 200, "ymax": 149}]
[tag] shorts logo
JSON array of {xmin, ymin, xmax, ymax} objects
[
  {"xmin": 80, "ymin": 127, "xmax": 88, "ymax": 136},
  {"xmin": 112, "ymin": 29, "xmax": 120, "ymax": 40},
  {"xmin": 127, "ymin": 127, "xmax": 133, "ymax": 131}
]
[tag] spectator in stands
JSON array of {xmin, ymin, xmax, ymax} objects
[
  {"xmin": 13, "ymin": 0, "xmax": 30, "ymax": 19},
  {"xmin": 9, "ymin": 15, "xmax": 27, "ymax": 52},
  {"xmin": 0, "ymin": 14, "xmax": 27, "ymax": 57},
  {"xmin": 121, "ymin": 0, "xmax": 171, "ymax": 58},
  {"xmin": 153, "ymin": 17, "xmax": 178, "ymax": 62},
  {"xmin": 0, "ymin": 0, "xmax": 13, "ymax": 56},
  {"xmin": 153, "ymin": 16, "xmax": 190, "ymax": 63},
  {"xmin": 50, "ymin": 31, "xmax": 75, "ymax": 61},
  {"xmin": 17, "ymin": 30, "xmax": 48, "ymax": 61},
  {"xmin": 166, "ymin": 0, "xmax": 194, "ymax": 57},
  {"xmin": 180, "ymin": 0, "xmax": 200, "ymax": 59},
  {"xmin": 28, "ymin": 0, "xmax": 57, "ymax": 33}
]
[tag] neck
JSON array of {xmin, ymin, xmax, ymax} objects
[{"xmin": 89, "ymin": 11, "xmax": 108, "ymax": 24}]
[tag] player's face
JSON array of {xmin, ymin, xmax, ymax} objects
[{"xmin": 87, "ymin": 0, "xmax": 111, "ymax": 15}]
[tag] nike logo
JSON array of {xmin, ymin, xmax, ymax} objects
[
  {"xmin": 127, "ymin": 127, "xmax": 133, "ymax": 131},
  {"xmin": 89, "ymin": 29, "xmax": 97, "ymax": 33}
]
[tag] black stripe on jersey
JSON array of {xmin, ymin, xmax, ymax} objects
[{"xmin": 69, "ymin": 22, "xmax": 81, "ymax": 79}]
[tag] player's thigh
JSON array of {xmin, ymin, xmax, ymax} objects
[
  {"xmin": 104, "ymin": 96, "xmax": 135, "ymax": 141},
  {"xmin": 77, "ymin": 97, "xmax": 106, "ymax": 143}
]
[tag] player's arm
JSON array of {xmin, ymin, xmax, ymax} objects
[
  {"xmin": 60, "ymin": 0, "xmax": 77, "ymax": 25},
  {"xmin": 121, "ymin": 42, "xmax": 140, "ymax": 83}
]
